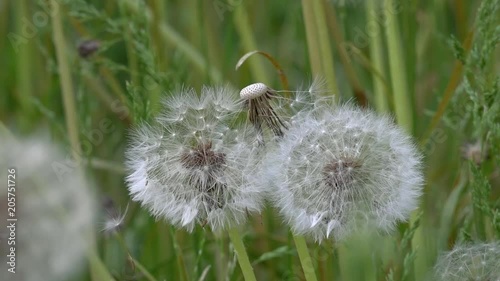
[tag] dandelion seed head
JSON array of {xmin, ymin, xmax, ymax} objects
[
  {"xmin": 432, "ymin": 242, "xmax": 500, "ymax": 281},
  {"xmin": 262, "ymin": 104, "xmax": 423, "ymax": 241},
  {"xmin": 0, "ymin": 137, "xmax": 96, "ymax": 281},
  {"xmin": 126, "ymin": 86, "xmax": 266, "ymax": 232}
]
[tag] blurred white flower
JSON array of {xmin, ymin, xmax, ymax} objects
[
  {"xmin": 433, "ymin": 242, "xmax": 500, "ymax": 281},
  {"xmin": 126, "ymin": 86, "xmax": 266, "ymax": 232},
  {"xmin": 0, "ymin": 136, "xmax": 96, "ymax": 281},
  {"xmin": 262, "ymin": 104, "xmax": 423, "ymax": 241}
]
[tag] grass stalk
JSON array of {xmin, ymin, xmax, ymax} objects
[
  {"xmin": 15, "ymin": 0, "xmax": 33, "ymax": 130},
  {"xmin": 233, "ymin": 5, "xmax": 270, "ymax": 84},
  {"xmin": 149, "ymin": 0, "xmax": 168, "ymax": 71},
  {"xmin": 115, "ymin": 233, "xmax": 158, "ymax": 281},
  {"xmin": 118, "ymin": 2, "xmax": 140, "ymax": 87},
  {"xmin": 311, "ymin": 0, "xmax": 339, "ymax": 95},
  {"xmin": 302, "ymin": 0, "xmax": 339, "ymax": 97},
  {"xmin": 158, "ymin": 22, "xmax": 222, "ymax": 83},
  {"xmin": 301, "ymin": 0, "xmax": 323, "ymax": 78},
  {"xmin": 366, "ymin": 0, "xmax": 389, "ymax": 112},
  {"xmin": 384, "ymin": 0, "xmax": 413, "ymax": 132},
  {"xmin": 50, "ymin": 0, "xmax": 81, "ymax": 160},
  {"xmin": 326, "ymin": 4, "xmax": 367, "ymax": 107},
  {"xmin": 293, "ymin": 235, "xmax": 318, "ymax": 281},
  {"xmin": 228, "ymin": 228, "xmax": 257, "ymax": 281}
]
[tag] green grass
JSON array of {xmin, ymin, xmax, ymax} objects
[{"xmin": 1, "ymin": 0, "xmax": 499, "ymax": 280}]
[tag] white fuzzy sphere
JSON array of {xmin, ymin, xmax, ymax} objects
[
  {"xmin": 262, "ymin": 104, "xmax": 423, "ymax": 241},
  {"xmin": 0, "ymin": 137, "xmax": 96, "ymax": 281},
  {"xmin": 433, "ymin": 242, "xmax": 500, "ymax": 281},
  {"xmin": 126, "ymin": 86, "xmax": 266, "ymax": 232}
]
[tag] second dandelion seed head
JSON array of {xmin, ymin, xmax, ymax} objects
[{"xmin": 262, "ymin": 104, "xmax": 423, "ymax": 241}]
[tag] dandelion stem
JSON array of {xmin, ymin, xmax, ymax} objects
[
  {"xmin": 293, "ymin": 235, "xmax": 318, "ymax": 281},
  {"xmin": 228, "ymin": 228, "xmax": 257, "ymax": 281},
  {"xmin": 170, "ymin": 228, "xmax": 189, "ymax": 281}
]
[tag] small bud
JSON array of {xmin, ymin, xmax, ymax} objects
[
  {"xmin": 78, "ymin": 39, "xmax": 101, "ymax": 58},
  {"xmin": 461, "ymin": 140, "xmax": 488, "ymax": 164}
]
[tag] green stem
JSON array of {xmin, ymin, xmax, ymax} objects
[
  {"xmin": 326, "ymin": 4, "xmax": 367, "ymax": 107},
  {"xmin": 233, "ymin": 6, "xmax": 270, "ymax": 84},
  {"xmin": 50, "ymin": 0, "xmax": 81, "ymax": 160},
  {"xmin": 158, "ymin": 22, "xmax": 222, "ymax": 83},
  {"xmin": 116, "ymin": 234, "xmax": 158, "ymax": 281},
  {"xmin": 228, "ymin": 228, "xmax": 257, "ymax": 281},
  {"xmin": 384, "ymin": 0, "xmax": 413, "ymax": 132},
  {"xmin": 311, "ymin": 0, "xmax": 339, "ymax": 96},
  {"xmin": 170, "ymin": 228, "xmax": 189, "ymax": 281},
  {"xmin": 16, "ymin": 0, "xmax": 33, "ymax": 130},
  {"xmin": 119, "ymin": 1, "xmax": 140, "ymax": 87},
  {"xmin": 87, "ymin": 249, "xmax": 116, "ymax": 281},
  {"xmin": 293, "ymin": 235, "xmax": 318, "ymax": 281},
  {"xmin": 366, "ymin": 0, "xmax": 389, "ymax": 112},
  {"xmin": 301, "ymin": 0, "xmax": 322, "ymax": 78}
]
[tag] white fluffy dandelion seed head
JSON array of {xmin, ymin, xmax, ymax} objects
[
  {"xmin": 433, "ymin": 242, "xmax": 500, "ymax": 281},
  {"xmin": 262, "ymin": 104, "xmax": 423, "ymax": 241},
  {"xmin": 239, "ymin": 82, "xmax": 272, "ymax": 100},
  {"xmin": 126, "ymin": 86, "xmax": 266, "ymax": 232},
  {"xmin": 0, "ymin": 137, "xmax": 96, "ymax": 281}
]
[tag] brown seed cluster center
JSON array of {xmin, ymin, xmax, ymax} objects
[
  {"xmin": 322, "ymin": 158, "xmax": 361, "ymax": 191},
  {"xmin": 180, "ymin": 142, "xmax": 227, "ymax": 210},
  {"xmin": 181, "ymin": 142, "xmax": 226, "ymax": 170}
]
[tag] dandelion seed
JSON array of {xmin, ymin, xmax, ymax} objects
[
  {"xmin": 100, "ymin": 197, "xmax": 128, "ymax": 235},
  {"xmin": 262, "ymin": 104, "xmax": 423, "ymax": 241},
  {"xmin": 432, "ymin": 242, "xmax": 500, "ymax": 281},
  {"xmin": 126, "ymin": 86, "xmax": 266, "ymax": 232},
  {"xmin": 240, "ymin": 83, "xmax": 288, "ymax": 140},
  {"xmin": 239, "ymin": 78, "xmax": 332, "ymax": 144}
]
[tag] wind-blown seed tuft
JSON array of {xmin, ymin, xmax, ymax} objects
[
  {"xmin": 261, "ymin": 104, "xmax": 423, "ymax": 241},
  {"xmin": 126, "ymin": 86, "xmax": 266, "ymax": 232}
]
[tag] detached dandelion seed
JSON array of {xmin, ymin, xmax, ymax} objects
[
  {"xmin": 262, "ymin": 104, "xmax": 423, "ymax": 241},
  {"xmin": 240, "ymin": 83, "xmax": 288, "ymax": 141}
]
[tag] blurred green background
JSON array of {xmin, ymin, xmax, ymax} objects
[{"xmin": 1, "ymin": 0, "xmax": 499, "ymax": 280}]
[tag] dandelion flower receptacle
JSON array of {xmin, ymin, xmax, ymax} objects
[
  {"xmin": 264, "ymin": 104, "xmax": 423, "ymax": 241},
  {"xmin": 126, "ymin": 86, "xmax": 266, "ymax": 232}
]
